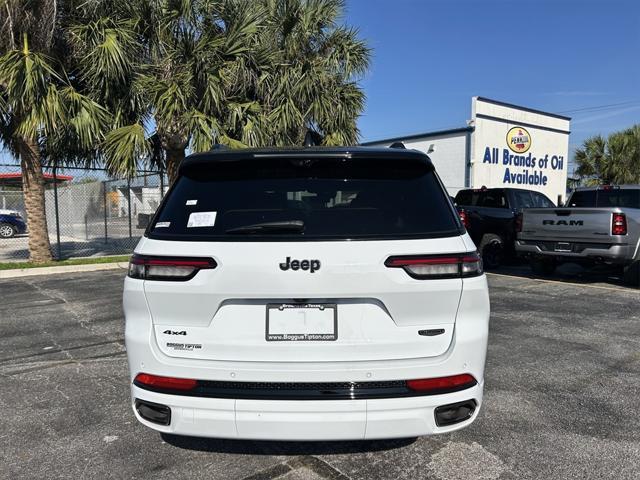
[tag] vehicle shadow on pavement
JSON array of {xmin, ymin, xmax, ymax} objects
[
  {"xmin": 160, "ymin": 433, "xmax": 416, "ymax": 455},
  {"xmin": 492, "ymin": 262, "xmax": 635, "ymax": 289}
]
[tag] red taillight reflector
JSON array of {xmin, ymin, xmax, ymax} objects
[
  {"xmin": 459, "ymin": 209, "xmax": 469, "ymax": 229},
  {"xmin": 515, "ymin": 212, "xmax": 523, "ymax": 233},
  {"xmin": 612, "ymin": 213, "xmax": 627, "ymax": 235},
  {"xmin": 139, "ymin": 258, "xmax": 213, "ymax": 267},
  {"xmin": 134, "ymin": 373, "xmax": 198, "ymax": 391},
  {"xmin": 386, "ymin": 256, "xmax": 465, "ymax": 267},
  {"xmin": 128, "ymin": 254, "xmax": 216, "ymax": 280},
  {"xmin": 385, "ymin": 252, "xmax": 483, "ymax": 279},
  {"xmin": 406, "ymin": 374, "xmax": 477, "ymax": 393}
]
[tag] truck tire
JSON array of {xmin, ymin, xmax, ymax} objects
[
  {"xmin": 479, "ymin": 234, "xmax": 504, "ymax": 269},
  {"xmin": 530, "ymin": 257, "xmax": 557, "ymax": 276},
  {"xmin": 0, "ymin": 223, "xmax": 16, "ymax": 238},
  {"xmin": 623, "ymin": 261, "xmax": 640, "ymax": 287}
]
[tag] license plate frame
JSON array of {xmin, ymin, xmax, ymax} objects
[{"xmin": 265, "ymin": 303, "xmax": 338, "ymax": 342}]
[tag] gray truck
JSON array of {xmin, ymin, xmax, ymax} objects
[{"xmin": 515, "ymin": 185, "xmax": 640, "ymax": 285}]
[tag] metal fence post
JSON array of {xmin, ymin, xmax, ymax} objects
[
  {"xmin": 103, "ymin": 180, "xmax": 108, "ymax": 244},
  {"xmin": 127, "ymin": 177, "xmax": 132, "ymax": 238},
  {"xmin": 160, "ymin": 168, "xmax": 165, "ymax": 198},
  {"xmin": 52, "ymin": 165, "xmax": 62, "ymax": 260}
]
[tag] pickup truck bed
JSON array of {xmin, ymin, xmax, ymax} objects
[
  {"xmin": 517, "ymin": 207, "xmax": 639, "ymax": 263},
  {"xmin": 515, "ymin": 186, "xmax": 640, "ymax": 285}
]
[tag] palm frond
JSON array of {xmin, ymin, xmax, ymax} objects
[{"xmin": 103, "ymin": 123, "xmax": 151, "ymax": 177}]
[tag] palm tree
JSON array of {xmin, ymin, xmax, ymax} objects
[
  {"xmin": 0, "ymin": 2, "xmax": 109, "ymax": 262},
  {"xmin": 574, "ymin": 135, "xmax": 609, "ymax": 186},
  {"xmin": 73, "ymin": 0, "xmax": 265, "ymax": 183},
  {"xmin": 574, "ymin": 125, "xmax": 640, "ymax": 186},
  {"xmin": 249, "ymin": 0, "xmax": 371, "ymax": 147},
  {"xmin": 82, "ymin": 0, "xmax": 370, "ymax": 182}
]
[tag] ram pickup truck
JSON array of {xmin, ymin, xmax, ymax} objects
[
  {"xmin": 515, "ymin": 185, "xmax": 640, "ymax": 285},
  {"xmin": 454, "ymin": 187, "xmax": 555, "ymax": 268}
]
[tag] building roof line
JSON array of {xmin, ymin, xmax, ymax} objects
[
  {"xmin": 361, "ymin": 126, "xmax": 474, "ymax": 146},
  {"xmin": 475, "ymin": 96, "xmax": 572, "ymax": 121}
]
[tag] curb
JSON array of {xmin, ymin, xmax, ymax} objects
[{"xmin": 0, "ymin": 262, "xmax": 129, "ymax": 279}]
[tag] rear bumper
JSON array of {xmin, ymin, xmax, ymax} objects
[
  {"xmin": 516, "ymin": 239, "xmax": 634, "ymax": 264},
  {"xmin": 124, "ymin": 274, "xmax": 489, "ymax": 440},
  {"xmin": 131, "ymin": 382, "xmax": 483, "ymax": 440}
]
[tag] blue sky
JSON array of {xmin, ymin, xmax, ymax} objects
[{"xmin": 344, "ymin": 0, "xmax": 640, "ymax": 158}]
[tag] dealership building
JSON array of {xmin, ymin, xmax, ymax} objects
[{"xmin": 363, "ymin": 96, "xmax": 571, "ymax": 204}]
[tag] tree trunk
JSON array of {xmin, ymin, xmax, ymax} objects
[
  {"xmin": 19, "ymin": 138, "xmax": 53, "ymax": 263},
  {"xmin": 165, "ymin": 148, "xmax": 185, "ymax": 185}
]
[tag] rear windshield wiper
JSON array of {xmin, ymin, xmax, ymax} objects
[{"xmin": 225, "ymin": 220, "xmax": 304, "ymax": 234}]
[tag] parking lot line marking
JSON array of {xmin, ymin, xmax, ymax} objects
[{"xmin": 486, "ymin": 272, "xmax": 638, "ymax": 293}]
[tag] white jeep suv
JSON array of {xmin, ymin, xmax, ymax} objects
[{"xmin": 124, "ymin": 146, "xmax": 490, "ymax": 440}]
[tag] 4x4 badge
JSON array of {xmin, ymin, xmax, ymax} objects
[{"xmin": 279, "ymin": 256, "xmax": 321, "ymax": 273}]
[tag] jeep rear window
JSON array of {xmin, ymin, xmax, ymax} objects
[{"xmin": 148, "ymin": 157, "xmax": 462, "ymax": 241}]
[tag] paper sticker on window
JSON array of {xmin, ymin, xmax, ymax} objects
[
  {"xmin": 186, "ymin": 199, "xmax": 198, "ymax": 206},
  {"xmin": 187, "ymin": 211, "xmax": 217, "ymax": 228},
  {"xmin": 155, "ymin": 221, "xmax": 171, "ymax": 228}
]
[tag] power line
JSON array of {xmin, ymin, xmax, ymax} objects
[{"xmin": 558, "ymin": 100, "xmax": 640, "ymax": 115}]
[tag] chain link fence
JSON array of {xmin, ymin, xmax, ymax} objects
[{"xmin": 0, "ymin": 162, "xmax": 167, "ymax": 262}]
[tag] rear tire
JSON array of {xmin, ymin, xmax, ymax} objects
[
  {"xmin": 530, "ymin": 257, "xmax": 557, "ymax": 276},
  {"xmin": 0, "ymin": 223, "xmax": 16, "ymax": 238},
  {"xmin": 623, "ymin": 261, "xmax": 640, "ymax": 287},
  {"xmin": 479, "ymin": 234, "xmax": 504, "ymax": 269}
]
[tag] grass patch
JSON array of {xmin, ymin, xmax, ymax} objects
[{"xmin": 0, "ymin": 255, "xmax": 130, "ymax": 271}]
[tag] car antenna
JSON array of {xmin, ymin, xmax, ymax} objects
[{"xmin": 389, "ymin": 141, "xmax": 406, "ymax": 149}]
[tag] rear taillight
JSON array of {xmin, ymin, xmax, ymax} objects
[
  {"xmin": 134, "ymin": 373, "xmax": 198, "ymax": 391},
  {"xmin": 612, "ymin": 213, "xmax": 627, "ymax": 235},
  {"xmin": 406, "ymin": 374, "xmax": 477, "ymax": 394},
  {"xmin": 128, "ymin": 254, "xmax": 216, "ymax": 281},
  {"xmin": 385, "ymin": 252, "xmax": 483, "ymax": 279},
  {"xmin": 515, "ymin": 212, "xmax": 523, "ymax": 233},
  {"xmin": 458, "ymin": 209, "xmax": 469, "ymax": 229}
]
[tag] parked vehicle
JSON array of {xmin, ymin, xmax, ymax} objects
[
  {"xmin": 124, "ymin": 145, "xmax": 490, "ymax": 440},
  {"xmin": 454, "ymin": 187, "xmax": 555, "ymax": 268},
  {"xmin": 0, "ymin": 209, "xmax": 27, "ymax": 238},
  {"xmin": 516, "ymin": 185, "xmax": 640, "ymax": 285}
]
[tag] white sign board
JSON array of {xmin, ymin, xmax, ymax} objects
[{"xmin": 471, "ymin": 97, "xmax": 570, "ymax": 203}]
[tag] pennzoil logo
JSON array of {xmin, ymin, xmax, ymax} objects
[{"xmin": 506, "ymin": 126, "xmax": 531, "ymax": 153}]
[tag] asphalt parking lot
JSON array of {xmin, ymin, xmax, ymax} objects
[{"xmin": 1, "ymin": 268, "xmax": 639, "ymax": 480}]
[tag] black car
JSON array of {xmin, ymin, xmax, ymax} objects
[
  {"xmin": 0, "ymin": 210, "xmax": 27, "ymax": 238},
  {"xmin": 454, "ymin": 187, "xmax": 555, "ymax": 268}
]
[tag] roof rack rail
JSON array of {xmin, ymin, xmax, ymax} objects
[{"xmin": 389, "ymin": 141, "xmax": 406, "ymax": 149}]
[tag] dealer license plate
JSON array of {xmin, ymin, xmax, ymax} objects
[{"xmin": 266, "ymin": 303, "xmax": 337, "ymax": 341}]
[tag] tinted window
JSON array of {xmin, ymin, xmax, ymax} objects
[
  {"xmin": 480, "ymin": 190, "xmax": 507, "ymax": 208},
  {"xmin": 568, "ymin": 189, "xmax": 640, "ymax": 208},
  {"xmin": 531, "ymin": 192, "xmax": 555, "ymax": 208},
  {"xmin": 596, "ymin": 189, "xmax": 640, "ymax": 208},
  {"xmin": 567, "ymin": 190, "xmax": 597, "ymax": 207},
  {"xmin": 150, "ymin": 157, "xmax": 461, "ymax": 241},
  {"xmin": 454, "ymin": 190, "xmax": 472, "ymax": 206},
  {"xmin": 455, "ymin": 190, "xmax": 482, "ymax": 206},
  {"xmin": 510, "ymin": 190, "xmax": 554, "ymax": 209},
  {"xmin": 510, "ymin": 190, "xmax": 535, "ymax": 208}
]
